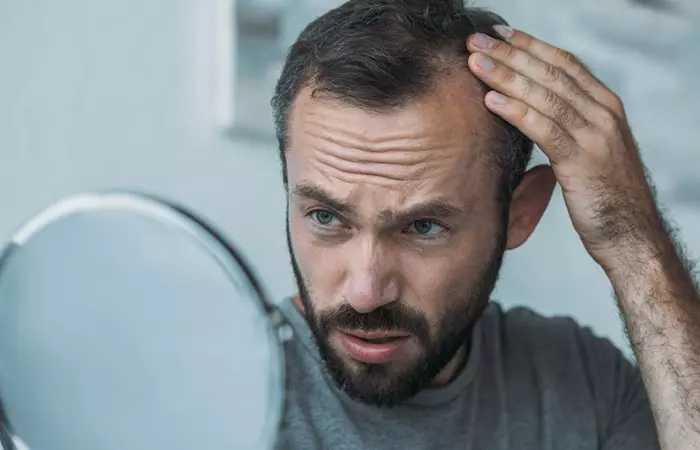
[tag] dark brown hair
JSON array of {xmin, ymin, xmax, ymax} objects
[{"xmin": 271, "ymin": 0, "xmax": 533, "ymax": 206}]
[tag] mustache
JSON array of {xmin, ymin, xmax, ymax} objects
[{"xmin": 317, "ymin": 302, "xmax": 430, "ymax": 343}]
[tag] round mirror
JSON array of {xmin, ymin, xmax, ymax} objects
[{"xmin": 0, "ymin": 192, "xmax": 289, "ymax": 450}]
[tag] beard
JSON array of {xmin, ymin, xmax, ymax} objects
[{"xmin": 286, "ymin": 216, "xmax": 507, "ymax": 408}]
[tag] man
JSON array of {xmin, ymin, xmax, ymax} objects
[{"xmin": 271, "ymin": 1, "xmax": 700, "ymax": 449}]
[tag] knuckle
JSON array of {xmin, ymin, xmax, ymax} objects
[
  {"xmin": 543, "ymin": 64, "xmax": 561, "ymax": 83},
  {"xmin": 543, "ymin": 88, "xmax": 559, "ymax": 109},
  {"xmin": 515, "ymin": 103, "xmax": 529, "ymax": 123},
  {"xmin": 556, "ymin": 48, "xmax": 579, "ymax": 67},
  {"xmin": 558, "ymin": 104, "xmax": 579, "ymax": 128},
  {"xmin": 505, "ymin": 44, "xmax": 519, "ymax": 62},
  {"xmin": 519, "ymin": 77, "xmax": 533, "ymax": 100},
  {"xmin": 502, "ymin": 67, "xmax": 517, "ymax": 85},
  {"xmin": 521, "ymin": 107, "xmax": 538, "ymax": 129},
  {"xmin": 558, "ymin": 105, "xmax": 575, "ymax": 125},
  {"xmin": 606, "ymin": 92, "xmax": 625, "ymax": 116},
  {"xmin": 577, "ymin": 61, "xmax": 594, "ymax": 78},
  {"xmin": 543, "ymin": 119, "xmax": 561, "ymax": 142},
  {"xmin": 598, "ymin": 108, "xmax": 620, "ymax": 134},
  {"xmin": 539, "ymin": 117, "xmax": 572, "ymax": 154},
  {"xmin": 496, "ymin": 68, "xmax": 517, "ymax": 90},
  {"xmin": 563, "ymin": 76, "xmax": 585, "ymax": 100},
  {"xmin": 516, "ymin": 32, "xmax": 531, "ymax": 46}
]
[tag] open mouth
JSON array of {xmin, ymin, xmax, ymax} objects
[
  {"xmin": 342, "ymin": 330, "xmax": 411, "ymax": 341},
  {"xmin": 337, "ymin": 331, "xmax": 412, "ymax": 364},
  {"xmin": 354, "ymin": 336, "xmax": 404, "ymax": 344}
]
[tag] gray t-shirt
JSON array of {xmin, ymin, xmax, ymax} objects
[{"xmin": 274, "ymin": 297, "xmax": 659, "ymax": 450}]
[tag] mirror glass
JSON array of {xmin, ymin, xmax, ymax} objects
[{"xmin": 0, "ymin": 192, "xmax": 286, "ymax": 450}]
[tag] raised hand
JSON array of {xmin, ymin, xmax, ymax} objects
[
  {"xmin": 466, "ymin": 26, "xmax": 663, "ymax": 272},
  {"xmin": 465, "ymin": 26, "xmax": 700, "ymax": 450}
]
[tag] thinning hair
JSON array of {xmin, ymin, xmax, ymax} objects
[{"xmin": 271, "ymin": 0, "xmax": 534, "ymax": 208}]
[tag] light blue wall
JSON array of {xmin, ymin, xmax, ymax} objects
[
  {"xmin": 0, "ymin": 0, "xmax": 294, "ymax": 297},
  {"xmin": 1, "ymin": 0, "xmax": 698, "ymax": 357}
]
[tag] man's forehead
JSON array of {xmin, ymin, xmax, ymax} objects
[
  {"xmin": 285, "ymin": 69, "xmax": 501, "ymax": 209},
  {"xmin": 288, "ymin": 69, "xmax": 495, "ymax": 153}
]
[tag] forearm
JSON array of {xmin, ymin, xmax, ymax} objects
[{"xmin": 608, "ymin": 232, "xmax": 700, "ymax": 449}]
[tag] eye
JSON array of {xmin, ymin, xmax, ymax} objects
[
  {"xmin": 310, "ymin": 209, "xmax": 341, "ymax": 227},
  {"xmin": 407, "ymin": 219, "xmax": 446, "ymax": 237}
]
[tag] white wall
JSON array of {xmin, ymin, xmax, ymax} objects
[
  {"xmin": 0, "ymin": 0, "xmax": 295, "ymax": 301},
  {"xmin": 1, "ymin": 0, "xmax": 698, "ymax": 357}
]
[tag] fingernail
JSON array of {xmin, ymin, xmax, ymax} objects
[
  {"xmin": 493, "ymin": 24, "xmax": 513, "ymax": 39},
  {"xmin": 488, "ymin": 92, "xmax": 508, "ymax": 106},
  {"xmin": 476, "ymin": 54, "xmax": 495, "ymax": 71},
  {"xmin": 472, "ymin": 33, "xmax": 495, "ymax": 49}
]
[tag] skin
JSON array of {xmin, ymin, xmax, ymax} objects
[
  {"xmin": 467, "ymin": 25, "xmax": 700, "ymax": 449},
  {"xmin": 285, "ymin": 67, "xmax": 555, "ymax": 401}
]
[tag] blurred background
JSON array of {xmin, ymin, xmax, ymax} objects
[{"xmin": 0, "ymin": 0, "xmax": 698, "ymax": 357}]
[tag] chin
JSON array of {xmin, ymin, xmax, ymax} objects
[
  {"xmin": 323, "ymin": 344, "xmax": 431, "ymax": 408},
  {"xmin": 336, "ymin": 366, "xmax": 428, "ymax": 408}
]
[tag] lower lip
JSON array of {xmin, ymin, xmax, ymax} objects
[{"xmin": 338, "ymin": 332, "xmax": 411, "ymax": 364}]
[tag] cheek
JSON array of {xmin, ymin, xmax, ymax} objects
[
  {"xmin": 288, "ymin": 215, "xmax": 317, "ymax": 275},
  {"xmin": 397, "ymin": 254, "xmax": 453, "ymax": 319},
  {"xmin": 399, "ymin": 236, "xmax": 496, "ymax": 319}
]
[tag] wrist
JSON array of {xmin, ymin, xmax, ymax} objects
[{"xmin": 598, "ymin": 233, "xmax": 674, "ymax": 285}]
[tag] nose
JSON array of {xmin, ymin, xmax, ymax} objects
[{"xmin": 344, "ymin": 237, "xmax": 400, "ymax": 314}]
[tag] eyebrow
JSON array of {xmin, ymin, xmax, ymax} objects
[
  {"xmin": 291, "ymin": 182, "xmax": 465, "ymax": 227},
  {"xmin": 292, "ymin": 183, "xmax": 357, "ymax": 217}
]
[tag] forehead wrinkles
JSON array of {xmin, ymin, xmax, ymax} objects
[
  {"xmin": 306, "ymin": 135, "xmax": 457, "ymax": 186},
  {"xmin": 292, "ymin": 113, "xmax": 479, "ymax": 186},
  {"xmin": 287, "ymin": 72, "xmax": 499, "ymax": 189}
]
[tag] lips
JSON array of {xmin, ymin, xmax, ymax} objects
[
  {"xmin": 337, "ymin": 330, "xmax": 412, "ymax": 364},
  {"xmin": 344, "ymin": 330, "xmax": 411, "ymax": 340}
]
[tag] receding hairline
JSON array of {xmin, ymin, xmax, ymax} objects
[
  {"xmin": 271, "ymin": 2, "xmax": 532, "ymax": 197},
  {"xmin": 283, "ymin": 62, "xmax": 495, "ymax": 148}
]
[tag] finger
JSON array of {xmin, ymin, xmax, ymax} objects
[
  {"xmin": 483, "ymin": 90, "xmax": 580, "ymax": 163},
  {"xmin": 466, "ymin": 33, "xmax": 613, "ymax": 129},
  {"xmin": 493, "ymin": 26, "xmax": 624, "ymax": 116},
  {"xmin": 467, "ymin": 52, "xmax": 591, "ymax": 141}
]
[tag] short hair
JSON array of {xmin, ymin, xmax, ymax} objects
[{"xmin": 272, "ymin": 0, "xmax": 533, "ymax": 206}]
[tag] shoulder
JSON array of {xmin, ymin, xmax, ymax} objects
[
  {"xmin": 480, "ymin": 302, "xmax": 653, "ymax": 441},
  {"xmin": 481, "ymin": 302, "xmax": 639, "ymax": 397},
  {"xmin": 481, "ymin": 301, "xmax": 625, "ymax": 366}
]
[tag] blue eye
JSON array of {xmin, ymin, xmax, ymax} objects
[
  {"xmin": 311, "ymin": 210, "xmax": 339, "ymax": 226},
  {"xmin": 408, "ymin": 220, "xmax": 444, "ymax": 237}
]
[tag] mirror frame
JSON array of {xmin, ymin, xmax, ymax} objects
[{"xmin": 0, "ymin": 191, "xmax": 291, "ymax": 450}]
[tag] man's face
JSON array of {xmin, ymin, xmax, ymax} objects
[{"xmin": 285, "ymin": 71, "xmax": 508, "ymax": 407}]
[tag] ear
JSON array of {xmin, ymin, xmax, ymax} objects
[{"xmin": 505, "ymin": 165, "xmax": 557, "ymax": 250}]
